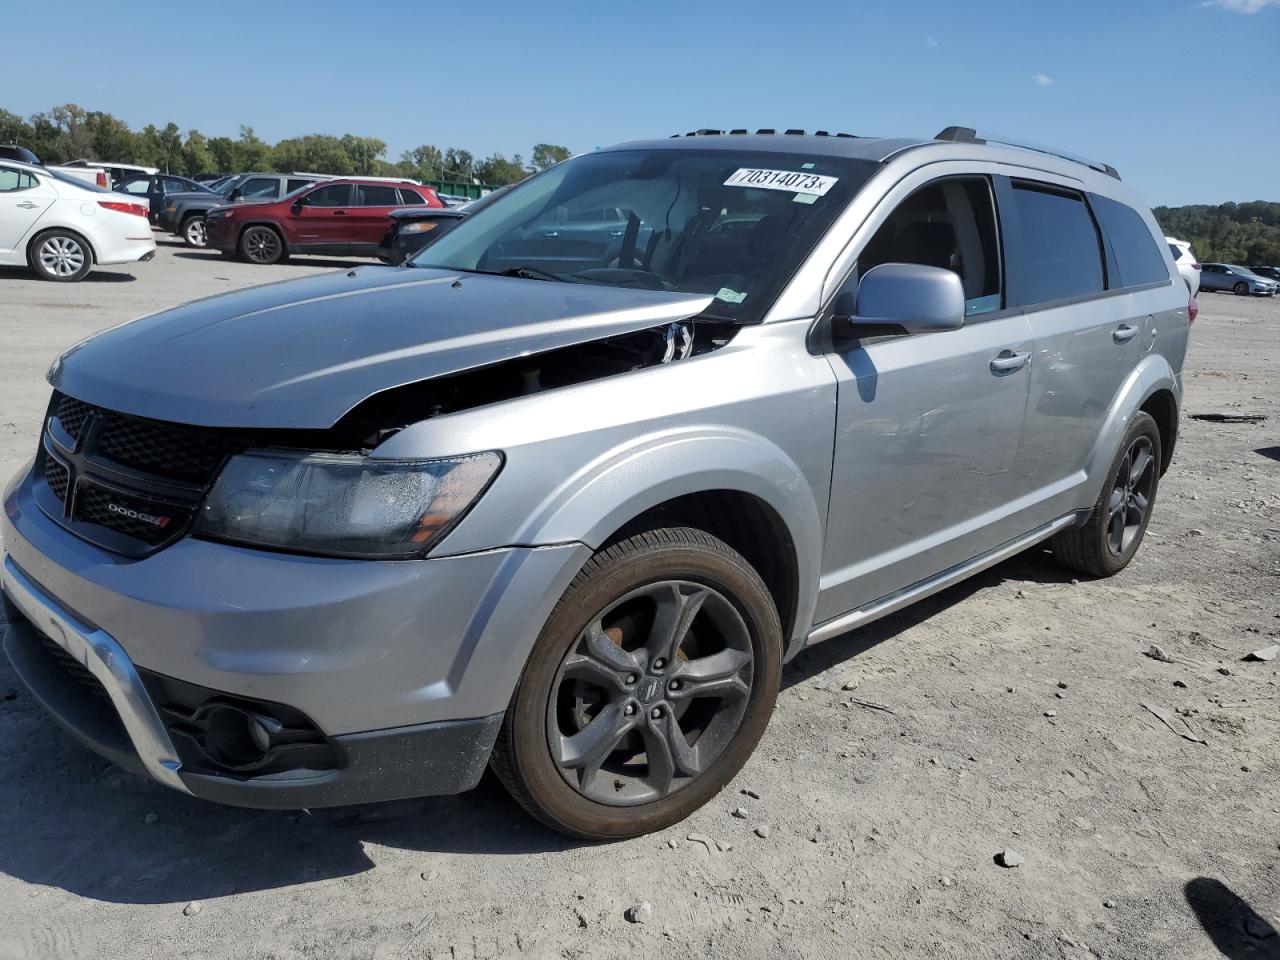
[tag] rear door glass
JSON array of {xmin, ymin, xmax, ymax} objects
[
  {"xmin": 1009, "ymin": 183, "xmax": 1105, "ymax": 305},
  {"xmin": 306, "ymin": 184, "xmax": 352, "ymax": 207},
  {"xmin": 1092, "ymin": 195, "xmax": 1169, "ymax": 288},
  {"xmin": 356, "ymin": 184, "xmax": 400, "ymax": 206}
]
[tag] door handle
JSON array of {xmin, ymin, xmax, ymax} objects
[
  {"xmin": 543, "ymin": 231, "xmax": 559, "ymax": 239},
  {"xmin": 16, "ymin": 201, "xmax": 39, "ymax": 209},
  {"xmin": 332, "ymin": 210, "xmax": 347, "ymax": 216},
  {"xmin": 609, "ymin": 230, "xmax": 625, "ymax": 237},
  {"xmin": 990, "ymin": 350, "xmax": 1030, "ymax": 374},
  {"xmin": 1112, "ymin": 324, "xmax": 1139, "ymax": 343}
]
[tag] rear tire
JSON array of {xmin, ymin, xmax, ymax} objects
[
  {"xmin": 28, "ymin": 229, "xmax": 92, "ymax": 282},
  {"xmin": 490, "ymin": 527, "xmax": 782, "ymax": 840},
  {"xmin": 1052, "ymin": 411, "xmax": 1161, "ymax": 578},
  {"xmin": 181, "ymin": 215, "xmax": 207, "ymax": 248}
]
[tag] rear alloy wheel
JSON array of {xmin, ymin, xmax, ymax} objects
[
  {"xmin": 182, "ymin": 216, "xmax": 207, "ymax": 248},
  {"xmin": 240, "ymin": 225, "xmax": 285, "ymax": 265},
  {"xmin": 1233, "ymin": 281, "xmax": 1249, "ymax": 296},
  {"xmin": 1052, "ymin": 411, "xmax": 1161, "ymax": 577},
  {"xmin": 30, "ymin": 230, "xmax": 91, "ymax": 282},
  {"xmin": 491, "ymin": 527, "xmax": 782, "ymax": 839}
]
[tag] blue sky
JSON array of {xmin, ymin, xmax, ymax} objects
[{"xmin": 5, "ymin": 0, "xmax": 1277, "ymax": 206}]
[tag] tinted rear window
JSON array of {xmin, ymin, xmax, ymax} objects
[
  {"xmin": 397, "ymin": 188, "xmax": 425, "ymax": 205},
  {"xmin": 1092, "ymin": 195, "xmax": 1169, "ymax": 288},
  {"xmin": 356, "ymin": 184, "xmax": 401, "ymax": 206},
  {"xmin": 1010, "ymin": 183, "xmax": 1105, "ymax": 304}
]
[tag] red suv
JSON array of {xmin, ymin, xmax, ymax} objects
[{"xmin": 205, "ymin": 179, "xmax": 443, "ymax": 264}]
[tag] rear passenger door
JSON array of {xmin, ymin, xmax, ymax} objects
[
  {"xmin": 1003, "ymin": 179, "xmax": 1151, "ymax": 521},
  {"xmin": 347, "ymin": 184, "xmax": 404, "ymax": 249},
  {"xmin": 817, "ymin": 174, "xmax": 1036, "ymax": 621}
]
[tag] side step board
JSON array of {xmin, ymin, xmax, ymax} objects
[{"xmin": 806, "ymin": 513, "xmax": 1078, "ymax": 646}]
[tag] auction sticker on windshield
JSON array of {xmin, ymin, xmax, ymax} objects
[{"xmin": 724, "ymin": 168, "xmax": 838, "ymax": 197}]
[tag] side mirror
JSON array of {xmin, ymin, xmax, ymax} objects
[
  {"xmin": 836, "ymin": 263, "xmax": 966, "ymax": 336},
  {"xmin": 291, "ymin": 194, "xmax": 308, "ymax": 213},
  {"xmin": 228, "ymin": 188, "xmax": 242, "ymax": 201}
]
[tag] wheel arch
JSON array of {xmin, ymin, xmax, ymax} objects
[{"xmin": 1085, "ymin": 354, "xmax": 1182, "ymax": 492}]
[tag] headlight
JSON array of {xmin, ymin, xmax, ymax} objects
[
  {"xmin": 400, "ymin": 221, "xmax": 441, "ymax": 235},
  {"xmin": 194, "ymin": 450, "xmax": 502, "ymax": 558}
]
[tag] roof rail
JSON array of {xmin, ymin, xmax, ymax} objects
[
  {"xmin": 934, "ymin": 126, "xmax": 1120, "ymax": 180},
  {"xmin": 668, "ymin": 128, "xmax": 860, "ymax": 139}
]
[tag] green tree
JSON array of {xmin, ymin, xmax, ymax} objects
[
  {"xmin": 443, "ymin": 147, "xmax": 474, "ymax": 182},
  {"xmin": 530, "ymin": 143, "xmax": 571, "ymax": 171},
  {"xmin": 0, "ymin": 109, "xmax": 36, "ymax": 149},
  {"xmin": 476, "ymin": 152, "xmax": 529, "ymax": 186},
  {"xmin": 85, "ymin": 111, "xmax": 135, "ymax": 163},
  {"xmin": 271, "ymin": 134, "xmax": 353, "ymax": 174},
  {"xmin": 401, "ymin": 144, "xmax": 445, "ymax": 180},
  {"xmin": 179, "ymin": 130, "xmax": 216, "ymax": 175},
  {"xmin": 236, "ymin": 125, "xmax": 273, "ymax": 170},
  {"xmin": 341, "ymin": 134, "xmax": 386, "ymax": 175}
]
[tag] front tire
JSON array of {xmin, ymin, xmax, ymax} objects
[
  {"xmin": 1052, "ymin": 411, "xmax": 1161, "ymax": 577},
  {"xmin": 491, "ymin": 527, "xmax": 782, "ymax": 840},
  {"xmin": 239, "ymin": 225, "xmax": 285, "ymax": 265},
  {"xmin": 1233, "ymin": 281, "xmax": 1249, "ymax": 296},
  {"xmin": 29, "ymin": 229, "xmax": 92, "ymax": 282},
  {"xmin": 181, "ymin": 215, "xmax": 207, "ymax": 248}
]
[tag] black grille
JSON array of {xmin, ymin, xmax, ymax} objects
[
  {"xmin": 37, "ymin": 391, "xmax": 249, "ymax": 556},
  {"xmin": 55, "ymin": 394, "xmax": 92, "ymax": 441},
  {"xmin": 97, "ymin": 413, "xmax": 240, "ymax": 483},
  {"xmin": 45, "ymin": 457, "xmax": 70, "ymax": 501},
  {"xmin": 37, "ymin": 632, "xmax": 113, "ymax": 705}
]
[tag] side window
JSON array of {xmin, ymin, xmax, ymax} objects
[
  {"xmin": 397, "ymin": 188, "xmax": 425, "ymax": 205},
  {"xmin": 161, "ymin": 177, "xmax": 190, "ymax": 194},
  {"xmin": 305, "ymin": 184, "xmax": 352, "ymax": 207},
  {"xmin": 238, "ymin": 178, "xmax": 279, "ymax": 199},
  {"xmin": 356, "ymin": 184, "xmax": 401, "ymax": 206},
  {"xmin": 1167, "ymin": 243, "xmax": 1183, "ymax": 260},
  {"xmin": 1092, "ymin": 195, "xmax": 1169, "ymax": 288},
  {"xmin": 859, "ymin": 177, "xmax": 1003, "ymax": 317},
  {"xmin": 286, "ymin": 178, "xmax": 313, "ymax": 194},
  {"xmin": 1009, "ymin": 183, "xmax": 1105, "ymax": 305},
  {"xmin": 0, "ymin": 167, "xmax": 37, "ymax": 192},
  {"xmin": 118, "ymin": 177, "xmax": 151, "ymax": 194}
]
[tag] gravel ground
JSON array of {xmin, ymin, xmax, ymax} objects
[{"xmin": 0, "ymin": 242, "xmax": 1277, "ymax": 960}]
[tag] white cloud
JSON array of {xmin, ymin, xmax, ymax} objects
[
  {"xmin": 1203, "ymin": 0, "xmax": 1279, "ymax": 11},
  {"xmin": 924, "ymin": 36, "xmax": 940, "ymax": 47},
  {"xmin": 1032, "ymin": 73, "xmax": 1055, "ymax": 86}
]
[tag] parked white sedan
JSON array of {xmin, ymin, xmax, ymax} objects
[
  {"xmin": 0, "ymin": 159, "xmax": 155, "ymax": 281},
  {"xmin": 1165, "ymin": 236, "xmax": 1201, "ymax": 296}
]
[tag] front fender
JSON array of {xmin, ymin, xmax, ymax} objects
[
  {"xmin": 512, "ymin": 426, "xmax": 824, "ymax": 649},
  {"xmin": 1083, "ymin": 353, "xmax": 1181, "ymax": 495}
]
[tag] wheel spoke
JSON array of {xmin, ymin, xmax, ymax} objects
[
  {"xmin": 1107, "ymin": 509, "xmax": 1125, "ymax": 554},
  {"xmin": 640, "ymin": 710, "xmax": 701, "ymax": 794},
  {"xmin": 1130, "ymin": 490, "xmax": 1149, "ymax": 522},
  {"xmin": 1128, "ymin": 446, "xmax": 1152, "ymax": 488},
  {"xmin": 1106, "ymin": 486, "xmax": 1126, "ymax": 521},
  {"xmin": 669, "ymin": 648, "xmax": 751, "ymax": 702},
  {"xmin": 561, "ymin": 623, "xmax": 640, "ymax": 693},
  {"xmin": 647, "ymin": 582, "xmax": 708, "ymax": 664},
  {"xmin": 552, "ymin": 700, "xmax": 636, "ymax": 789}
]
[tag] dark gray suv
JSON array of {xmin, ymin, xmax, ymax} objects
[{"xmin": 1, "ymin": 127, "xmax": 1192, "ymax": 839}]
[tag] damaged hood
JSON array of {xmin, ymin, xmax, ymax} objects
[{"xmin": 51, "ymin": 267, "xmax": 713, "ymax": 429}]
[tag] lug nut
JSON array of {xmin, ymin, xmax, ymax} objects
[
  {"xmin": 668, "ymin": 679, "xmax": 682, "ymax": 691},
  {"xmin": 625, "ymin": 673, "xmax": 638, "ymax": 685},
  {"xmin": 652, "ymin": 658, "xmax": 666, "ymax": 670},
  {"xmin": 651, "ymin": 707, "xmax": 663, "ymax": 719},
  {"xmin": 624, "ymin": 703, "xmax": 636, "ymax": 716}
]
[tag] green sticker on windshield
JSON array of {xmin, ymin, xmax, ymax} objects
[
  {"xmin": 793, "ymin": 193, "xmax": 818, "ymax": 204},
  {"xmin": 715, "ymin": 287, "xmax": 748, "ymax": 304}
]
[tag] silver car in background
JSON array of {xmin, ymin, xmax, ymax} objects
[
  {"xmin": 2, "ymin": 127, "xmax": 1192, "ymax": 839},
  {"xmin": 1198, "ymin": 262, "xmax": 1279, "ymax": 296}
]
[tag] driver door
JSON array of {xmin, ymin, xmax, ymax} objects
[{"xmin": 816, "ymin": 174, "xmax": 1035, "ymax": 622}]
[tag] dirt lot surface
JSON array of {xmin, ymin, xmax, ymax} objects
[{"xmin": 1, "ymin": 243, "xmax": 1277, "ymax": 960}]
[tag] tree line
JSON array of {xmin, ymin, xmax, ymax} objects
[
  {"xmin": 1154, "ymin": 201, "xmax": 1280, "ymax": 266},
  {"xmin": 0, "ymin": 103, "xmax": 571, "ymax": 186}
]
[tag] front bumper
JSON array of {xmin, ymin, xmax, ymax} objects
[
  {"xmin": 204, "ymin": 215, "xmax": 237, "ymax": 252},
  {"xmin": 1, "ymin": 466, "xmax": 590, "ymax": 807}
]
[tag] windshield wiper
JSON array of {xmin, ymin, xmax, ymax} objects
[{"xmin": 496, "ymin": 266, "xmax": 569, "ymax": 282}]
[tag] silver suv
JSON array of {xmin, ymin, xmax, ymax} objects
[{"xmin": 1, "ymin": 127, "xmax": 1191, "ymax": 839}]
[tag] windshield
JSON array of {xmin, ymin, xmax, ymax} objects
[
  {"xmin": 213, "ymin": 175, "xmax": 244, "ymax": 197},
  {"xmin": 410, "ymin": 148, "xmax": 877, "ymax": 322}
]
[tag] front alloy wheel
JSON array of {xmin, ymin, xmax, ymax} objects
[
  {"xmin": 240, "ymin": 226, "xmax": 284, "ymax": 265},
  {"xmin": 491, "ymin": 527, "xmax": 782, "ymax": 839},
  {"xmin": 182, "ymin": 216, "xmax": 207, "ymax": 247}
]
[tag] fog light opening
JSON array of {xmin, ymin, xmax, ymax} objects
[{"xmin": 200, "ymin": 704, "xmax": 272, "ymax": 769}]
